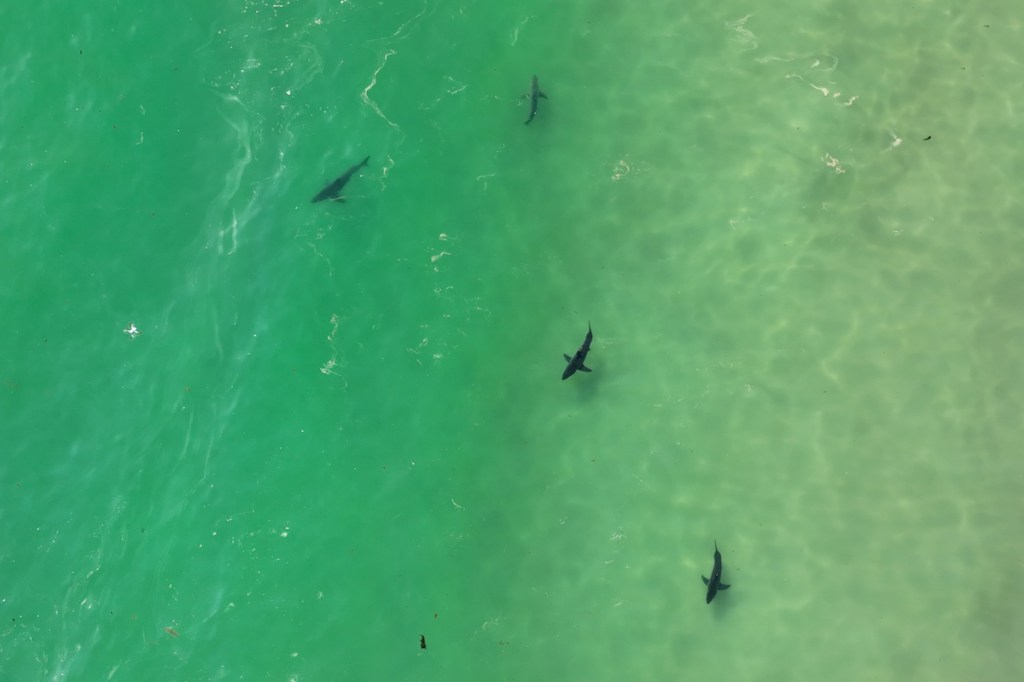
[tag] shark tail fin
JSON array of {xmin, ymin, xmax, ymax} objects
[{"xmin": 701, "ymin": 576, "xmax": 710, "ymax": 586}]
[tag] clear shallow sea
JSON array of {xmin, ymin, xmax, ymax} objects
[{"xmin": 2, "ymin": 1, "xmax": 1023, "ymax": 680}]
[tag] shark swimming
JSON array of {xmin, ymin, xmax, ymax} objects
[
  {"xmin": 523, "ymin": 75, "xmax": 547, "ymax": 125},
  {"xmin": 701, "ymin": 541, "xmax": 731, "ymax": 604},
  {"xmin": 311, "ymin": 155, "xmax": 370, "ymax": 203},
  {"xmin": 562, "ymin": 322, "xmax": 593, "ymax": 380}
]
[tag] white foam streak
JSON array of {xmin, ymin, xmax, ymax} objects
[{"xmin": 360, "ymin": 50, "xmax": 400, "ymax": 131}]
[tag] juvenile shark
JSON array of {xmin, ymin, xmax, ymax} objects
[
  {"xmin": 562, "ymin": 322, "xmax": 593, "ymax": 380},
  {"xmin": 523, "ymin": 75, "xmax": 548, "ymax": 125},
  {"xmin": 312, "ymin": 155, "xmax": 370, "ymax": 203},
  {"xmin": 701, "ymin": 541, "xmax": 731, "ymax": 604}
]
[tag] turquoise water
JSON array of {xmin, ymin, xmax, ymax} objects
[{"xmin": 3, "ymin": 1, "xmax": 1023, "ymax": 680}]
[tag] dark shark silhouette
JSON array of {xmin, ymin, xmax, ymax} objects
[
  {"xmin": 562, "ymin": 322, "xmax": 593, "ymax": 380},
  {"xmin": 701, "ymin": 541, "xmax": 731, "ymax": 604},
  {"xmin": 312, "ymin": 156, "xmax": 370, "ymax": 203},
  {"xmin": 523, "ymin": 75, "xmax": 548, "ymax": 125}
]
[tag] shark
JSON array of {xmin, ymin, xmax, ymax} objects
[
  {"xmin": 312, "ymin": 155, "xmax": 370, "ymax": 203},
  {"xmin": 701, "ymin": 541, "xmax": 731, "ymax": 604},
  {"xmin": 523, "ymin": 75, "xmax": 548, "ymax": 125},
  {"xmin": 562, "ymin": 322, "xmax": 593, "ymax": 380}
]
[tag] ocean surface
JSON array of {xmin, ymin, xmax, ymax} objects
[{"xmin": 2, "ymin": 1, "xmax": 1023, "ymax": 680}]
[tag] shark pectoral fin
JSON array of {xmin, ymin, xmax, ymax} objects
[
  {"xmin": 539, "ymin": 91, "xmax": 548, "ymax": 99},
  {"xmin": 563, "ymin": 354, "xmax": 572, "ymax": 363},
  {"xmin": 579, "ymin": 364, "xmax": 592, "ymax": 372},
  {"xmin": 701, "ymin": 576, "xmax": 710, "ymax": 586},
  {"xmin": 719, "ymin": 583, "xmax": 731, "ymax": 590}
]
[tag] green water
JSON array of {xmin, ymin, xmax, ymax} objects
[{"xmin": 3, "ymin": 1, "xmax": 1023, "ymax": 680}]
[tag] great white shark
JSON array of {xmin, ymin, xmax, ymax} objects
[
  {"xmin": 701, "ymin": 541, "xmax": 731, "ymax": 604},
  {"xmin": 312, "ymin": 156, "xmax": 370, "ymax": 203},
  {"xmin": 524, "ymin": 75, "xmax": 548, "ymax": 125},
  {"xmin": 562, "ymin": 322, "xmax": 593, "ymax": 380}
]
